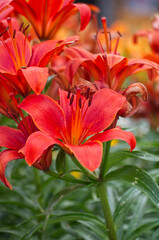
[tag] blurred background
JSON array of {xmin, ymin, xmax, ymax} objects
[{"xmin": 76, "ymin": 0, "xmax": 159, "ymax": 29}]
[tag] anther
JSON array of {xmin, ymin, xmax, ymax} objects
[
  {"xmin": 13, "ymin": 29, "xmax": 16, "ymax": 39},
  {"xmin": 86, "ymin": 88, "xmax": 90, "ymax": 99},
  {"xmin": 0, "ymin": 27, "xmax": 9, "ymax": 37},
  {"xmin": 19, "ymin": 22, "xmax": 24, "ymax": 32},
  {"xmin": 69, "ymin": 94, "xmax": 74, "ymax": 105},
  {"xmin": 23, "ymin": 25, "xmax": 30, "ymax": 34},
  {"xmin": 79, "ymin": 97, "xmax": 82, "ymax": 108},
  {"xmin": 67, "ymin": 89, "xmax": 71, "ymax": 99},
  {"xmin": 21, "ymin": 66, "xmax": 27, "ymax": 69},
  {"xmin": 117, "ymin": 31, "xmax": 122, "ymax": 37},
  {"xmin": 88, "ymin": 95, "xmax": 93, "ymax": 107}
]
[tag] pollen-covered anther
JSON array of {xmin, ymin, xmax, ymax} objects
[
  {"xmin": 86, "ymin": 87, "xmax": 90, "ymax": 99},
  {"xmin": 79, "ymin": 97, "xmax": 82, "ymax": 108},
  {"xmin": 0, "ymin": 27, "xmax": 9, "ymax": 37},
  {"xmin": 69, "ymin": 94, "xmax": 74, "ymax": 105},
  {"xmin": 88, "ymin": 95, "xmax": 93, "ymax": 107},
  {"xmin": 23, "ymin": 25, "xmax": 30, "ymax": 34},
  {"xmin": 13, "ymin": 29, "xmax": 16, "ymax": 39},
  {"xmin": 19, "ymin": 23, "xmax": 24, "ymax": 32},
  {"xmin": 67, "ymin": 89, "xmax": 71, "ymax": 99}
]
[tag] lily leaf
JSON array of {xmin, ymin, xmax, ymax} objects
[
  {"xmin": 107, "ymin": 150, "xmax": 159, "ymax": 171},
  {"xmin": 127, "ymin": 220, "xmax": 159, "ymax": 240},
  {"xmin": 105, "ymin": 165, "xmax": 159, "ymax": 207}
]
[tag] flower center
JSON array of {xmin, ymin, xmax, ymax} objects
[{"xmin": 67, "ymin": 88, "xmax": 93, "ymax": 145}]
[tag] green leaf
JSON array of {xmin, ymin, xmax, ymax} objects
[
  {"xmin": 43, "ymin": 184, "xmax": 88, "ymax": 230},
  {"xmin": 124, "ymin": 195, "xmax": 147, "ymax": 240},
  {"xmin": 105, "ymin": 165, "xmax": 159, "ymax": 207},
  {"xmin": 20, "ymin": 213, "xmax": 106, "ymax": 240},
  {"xmin": 127, "ymin": 220, "xmax": 159, "ymax": 240},
  {"xmin": 152, "ymin": 228, "xmax": 159, "ymax": 240},
  {"xmin": 0, "ymin": 229, "xmax": 22, "ymax": 237},
  {"xmin": 114, "ymin": 188, "xmax": 140, "ymax": 227},
  {"xmin": 107, "ymin": 151, "xmax": 159, "ymax": 171}
]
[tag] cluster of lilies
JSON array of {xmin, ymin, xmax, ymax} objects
[{"xmin": 0, "ymin": 0, "xmax": 159, "ymax": 190}]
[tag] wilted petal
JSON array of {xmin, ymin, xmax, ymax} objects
[
  {"xmin": 65, "ymin": 141, "xmax": 103, "ymax": 171},
  {"xmin": 0, "ymin": 149, "xmax": 22, "ymax": 190}
]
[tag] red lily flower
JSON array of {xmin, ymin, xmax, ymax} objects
[
  {"xmin": 64, "ymin": 46, "xmax": 159, "ymax": 91},
  {"xmin": 19, "ymin": 88, "xmax": 136, "ymax": 171},
  {"xmin": 0, "ymin": 24, "xmax": 78, "ymax": 96},
  {"xmin": 11, "ymin": 0, "xmax": 91, "ymax": 40},
  {"xmin": 0, "ymin": 113, "xmax": 52, "ymax": 190}
]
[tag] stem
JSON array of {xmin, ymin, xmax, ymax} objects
[
  {"xmin": 33, "ymin": 168, "xmax": 41, "ymax": 192},
  {"xmin": 100, "ymin": 141, "xmax": 111, "ymax": 179},
  {"xmin": 97, "ymin": 183, "xmax": 117, "ymax": 240}
]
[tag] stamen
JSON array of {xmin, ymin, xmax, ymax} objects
[
  {"xmin": 69, "ymin": 94, "xmax": 74, "ymax": 105},
  {"xmin": 117, "ymin": 31, "xmax": 122, "ymax": 37},
  {"xmin": 23, "ymin": 25, "xmax": 30, "ymax": 34},
  {"xmin": 114, "ymin": 31, "xmax": 122, "ymax": 54},
  {"xmin": 101, "ymin": 17, "xmax": 109, "ymax": 54},
  {"xmin": 0, "ymin": 27, "xmax": 9, "ymax": 37},
  {"xmin": 107, "ymin": 31, "xmax": 112, "ymax": 53},
  {"xmin": 86, "ymin": 88, "xmax": 90, "ymax": 99},
  {"xmin": 92, "ymin": 14, "xmax": 98, "ymax": 39},
  {"xmin": 79, "ymin": 97, "xmax": 82, "ymax": 108},
  {"xmin": 13, "ymin": 29, "xmax": 16, "ymax": 39},
  {"xmin": 67, "ymin": 89, "xmax": 71, "ymax": 99},
  {"xmin": 21, "ymin": 66, "xmax": 27, "ymax": 69},
  {"xmin": 88, "ymin": 95, "xmax": 93, "ymax": 107},
  {"xmin": 19, "ymin": 22, "xmax": 24, "ymax": 31}
]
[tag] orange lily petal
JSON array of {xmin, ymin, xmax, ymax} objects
[
  {"xmin": 19, "ymin": 66, "xmax": 48, "ymax": 94},
  {"xmin": 90, "ymin": 127, "xmax": 136, "ymax": 152},
  {"xmin": 65, "ymin": 141, "xmax": 103, "ymax": 171},
  {"xmin": 19, "ymin": 94, "xmax": 66, "ymax": 139},
  {"xmin": 0, "ymin": 126, "xmax": 26, "ymax": 150},
  {"xmin": 21, "ymin": 131, "xmax": 61, "ymax": 166},
  {"xmin": 83, "ymin": 88, "xmax": 126, "ymax": 136}
]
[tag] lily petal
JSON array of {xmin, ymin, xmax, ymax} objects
[
  {"xmin": 19, "ymin": 67, "xmax": 48, "ymax": 94},
  {"xmin": 0, "ymin": 0, "xmax": 12, "ymax": 11},
  {"xmin": 0, "ymin": 149, "xmax": 22, "ymax": 190},
  {"xmin": 65, "ymin": 140, "xmax": 103, "ymax": 171},
  {"xmin": 90, "ymin": 127, "xmax": 136, "ymax": 151},
  {"xmin": 0, "ymin": 126, "xmax": 26, "ymax": 150},
  {"xmin": 21, "ymin": 131, "xmax": 61, "ymax": 166},
  {"xmin": 19, "ymin": 94, "xmax": 66, "ymax": 139},
  {"xmin": 73, "ymin": 3, "xmax": 91, "ymax": 31},
  {"xmin": 83, "ymin": 88, "xmax": 126, "ymax": 136}
]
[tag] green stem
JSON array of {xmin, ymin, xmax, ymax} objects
[
  {"xmin": 100, "ymin": 141, "xmax": 111, "ymax": 179},
  {"xmin": 97, "ymin": 183, "xmax": 117, "ymax": 240},
  {"xmin": 33, "ymin": 168, "xmax": 41, "ymax": 192},
  {"xmin": 44, "ymin": 169, "xmax": 90, "ymax": 185},
  {"xmin": 71, "ymin": 156, "xmax": 97, "ymax": 182}
]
